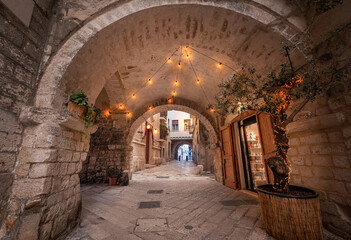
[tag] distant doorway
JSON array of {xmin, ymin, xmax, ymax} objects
[{"xmin": 178, "ymin": 144, "xmax": 192, "ymax": 161}]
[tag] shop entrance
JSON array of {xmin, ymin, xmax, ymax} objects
[{"xmin": 239, "ymin": 116, "xmax": 266, "ymax": 191}]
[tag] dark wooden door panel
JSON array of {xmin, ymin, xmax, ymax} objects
[
  {"xmin": 220, "ymin": 125, "xmax": 238, "ymax": 189},
  {"xmin": 257, "ymin": 113, "xmax": 275, "ymax": 184}
]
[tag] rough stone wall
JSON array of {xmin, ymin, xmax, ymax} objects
[
  {"xmin": 1, "ymin": 107, "xmax": 92, "ymax": 239},
  {"xmin": 192, "ymin": 120, "xmax": 214, "ymax": 173},
  {"xmin": 288, "ymin": 25, "xmax": 351, "ymax": 238},
  {"xmin": 80, "ymin": 114, "xmax": 131, "ymax": 183},
  {"xmin": 0, "ymin": 0, "xmax": 56, "ymax": 236}
]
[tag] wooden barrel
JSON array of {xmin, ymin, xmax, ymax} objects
[{"xmin": 257, "ymin": 184, "xmax": 323, "ymax": 240}]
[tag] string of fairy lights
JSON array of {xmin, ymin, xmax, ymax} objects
[{"xmin": 104, "ymin": 46, "xmax": 236, "ymax": 133}]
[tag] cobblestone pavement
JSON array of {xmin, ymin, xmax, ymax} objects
[{"xmin": 66, "ymin": 160, "xmax": 274, "ymax": 240}]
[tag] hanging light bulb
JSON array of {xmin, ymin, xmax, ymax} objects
[
  {"xmin": 167, "ymin": 98, "xmax": 173, "ymax": 104},
  {"xmin": 148, "ymin": 78, "xmax": 152, "ymax": 84},
  {"xmin": 154, "ymin": 129, "xmax": 158, "ymax": 134},
  {"xmin": 210, "ymin": 107, "xmax": 215, "ymax": 112},
  {"xmin": 132, "ymin": 93, "xmax": 136, "ymax": 99},
  {"xmin": 172, "ymin": 90, "xmax": 176, "ymax": 96},
  {"xmin": 186, "ymin": 54, "xmax": 190, "ymax": 59},
  {"xmin": 104, "ymin": 110, "xmax": 111, "ymax": 116},
  {"xmin": 167, "ymin": 57, "xmax": 172, "ymax": 63},
  {"xmin": 126, "ymin": 111, "xmax": 132, "ymax": 117},
  {"xmin": 119, "ymin": 104, "xmax": 124, "ymax": 110},
  {"xmin": 175, "ymin": 80, "xmax": 179, "ymax": 86},
  {"xmin": 146, "ymin": 124, "xmax": 151, "ymax": 130},
  {"xmin": 196, "ymin": 79, "xmax": 200, "ymax": 84},
  {"xmin": 217, "ymin": 62, "xmax": 222, "ymax": 68},
  {"xmin": 177, "ymin": 62, "xmax": 181, "ymax": 68},
  {"xmin": 148, "ymin": 106, "xmax": 153, "ymax": 110}
]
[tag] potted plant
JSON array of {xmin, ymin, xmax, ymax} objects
[
  {"xmin": 107, "ymin": 167, "xmax": 123, "ymax": 186},
  {"xmin": 68, "ymin": 91, "xmax": 88, "ymax": 118},
  {"xmin": 215, "ymin": 45, "xmax": 344, "ymax": 240},
  {"xmin": 68, "ymin": 91, "xmax": 101, "ymax": 128}
]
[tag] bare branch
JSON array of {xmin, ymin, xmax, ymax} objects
[
  {"xmin": 285, "ymin": 47, "xmax": 295, "ymax": 76},
  {"xmin": 283, "ymin": 97, "xmax": 310, "ymax": 127}
]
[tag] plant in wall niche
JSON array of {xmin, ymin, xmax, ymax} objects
[
  {"xmin": 70, "ymin": 91, "xmax": 89, "ymax": 106},
  {"xmin": 215, "ymin": 44, "xmax": 345, "ymax": 239},
  {"xmin": 68, "ymin": 91, "xmax": 101, "ymax": 128}
]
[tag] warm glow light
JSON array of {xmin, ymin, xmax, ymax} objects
[
  {"xmin": 172, "ymin": 91, "xmax": 176, "ymax": 96},
  {"xmin": 132, "ymin": 94, "xmax": 136, "ymax": 99},
  {"xmin": 146, "ymin": 124, "xmax": 151, "ymax": 129},
  {"xmin": 210, "ymin": 108, "xmax": 215, "ymax": 112},
  {"xmin": 154, "ymin": 129, "xmax": 158, "ymax": 134},
  {"xmin": 126, "ymin": 111, "xmax": 132, "ymax": 117},
  {"xmin": 186, "ymin": 54, "xmax": 190, "ymax": 59},
  {"xmin": 148, "ymin": 106, "xmax": 153, "ymax": 110},
  {"xmin": 119, "ymin": 104, "xmax": 124, "ymax": 110},
  {"xmin": 167, "ymin": 98, "xmax": 173, "ymax": 104},
  {"xmin": 167, "ymin": 57, "xmax": 172, "ymax": 63},
  {"xmin": 148, "ymin": 78, "xmax": 152, "ymax": 84},
  {"xmin": 196, "ymin": 79, "xmax": 200, "ymax": 84},
  {"xmin": 177, "ymin": 62, "xmax": 181, "ymax": 68},
  {"xmin": 175, "ymin": 80, "xmax": 179, "ymax": 86},
  {"xmin": 104, "ymin": 110, "xmax": 111, "ymax": 116},
  {"xmin": 217, "ymin": 62, "xmax": 222, "ymax": 68}
]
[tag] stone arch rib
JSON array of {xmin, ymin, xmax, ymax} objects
[{"xmin": 126, "ymin": 98, "xmax": 218, "ymax": 145}]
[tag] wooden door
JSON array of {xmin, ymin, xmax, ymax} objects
[
  {"xmin": 220, "ymin": 125, "xmax": 238, "ymax": 189},
  {"xmin": 230, "ymin": 123, "xmax": 241, "ymax": 189},
  {"xmin": 257, "ymin": 113, "xmax": 275, "ymax": 183}
]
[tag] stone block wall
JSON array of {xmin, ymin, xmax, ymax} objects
[
  {"xmin": 288, "ymin": 25, "xmax": 351, "ymax": 238},
  {"xmin": 80, "ymin": 115, "xmax": 131, "ymax": 183},
  {"xmin": 192, "ymin": 120, "xmax": 214, "ymax": 173},
  {"xmin": 0, "ymin": 0, "xmax": 55, "ymax": 236},
  {"xmin": 2, "ymin": 110, "xmax": 92, "ymax": 239},
  {"xmin": 130, "ymin": 140, "xmax": 146, "ymax": 172}
]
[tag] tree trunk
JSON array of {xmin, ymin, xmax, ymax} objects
[{"xmin": 267, "ymin": 120, "xmax": 290, "ymax": 191}]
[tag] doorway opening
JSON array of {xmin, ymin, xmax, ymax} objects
[{"xmin": 177, "ymin": 144, "xmax": 192, "ymax": 161}]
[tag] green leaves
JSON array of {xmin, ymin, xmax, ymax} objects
[
  {"xmin": 70, "ymin": 91, "xmax": 88, "ymax": 106},
  {"xmin": 70, "ymin": 91, "xmax": 101, "ymax": 128}
]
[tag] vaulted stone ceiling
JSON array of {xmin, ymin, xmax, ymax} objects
[{"xmin": 62, "ymin": 4, "xmax": 306, "ymax": 114}]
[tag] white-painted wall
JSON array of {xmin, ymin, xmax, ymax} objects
[{"xmin": 167, "ymin": 110, "xmax": 192, "ymax": 139}]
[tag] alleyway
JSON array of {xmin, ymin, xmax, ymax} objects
[{"xmin": 67, "ymin": 161, "xmax": 272, "ymax": 240}]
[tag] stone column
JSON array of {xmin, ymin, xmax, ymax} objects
[{"xmin": 2, "ymin": 107, "xmax": 96, "ymax": 239}]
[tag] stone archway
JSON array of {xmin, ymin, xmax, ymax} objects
[
  {"xmin": 172, "ymin": 140, "xmax": 193, "ymax": 160},
  {"xmin": 125, "ymin": 98, "xmax": 222, "ymax": 178},
  {"xmin": 6, "ymin": 1, "xmax": 310, "ymax": 238}
]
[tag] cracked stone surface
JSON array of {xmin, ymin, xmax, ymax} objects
[{"xmin": 66, "ymin": 160, "xmax": 274, "ymax": 240}]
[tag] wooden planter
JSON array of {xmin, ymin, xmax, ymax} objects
[
  {"xmin": 257, "ymin": 184, "xmax": 323, "ymax": 240},
  {"xmin": 67, "ymin": 101, "xmax": 87, "ymax": 119}
]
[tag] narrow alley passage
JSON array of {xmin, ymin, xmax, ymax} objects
[{"xmin": 67, "ymin": 161, "xmax": 272, "ymax": 240}]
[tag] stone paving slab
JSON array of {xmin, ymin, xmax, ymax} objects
[{"xmin": 66, "ymin": 161, "xmax": 274, "ymax": 240}]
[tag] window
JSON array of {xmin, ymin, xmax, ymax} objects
[{"xmin": 172, "ymin": 120, "xmax": 179, "ymax": 131}]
